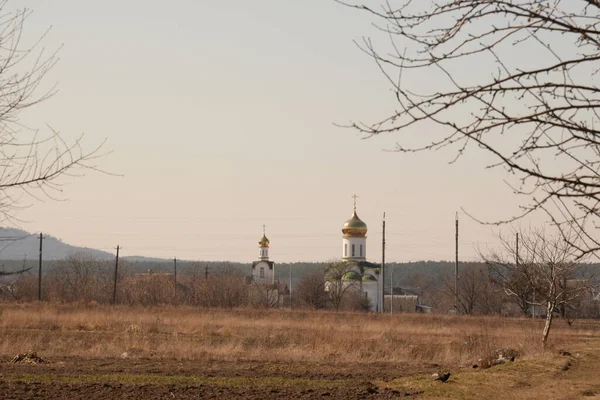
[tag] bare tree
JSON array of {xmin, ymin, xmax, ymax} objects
[
  {"xmin": 1, "ymin": 264, "xmax": 36, "ymax": 301},
  {"xmin": 296, "ymin": 270, "xmax": 328, "ymax": 310},
  {"xmin": 47, "ymin": 253, "xmax": 112, "ymax": 303},
  {"xmin": 443, "ymin": 263, "xmax": 506, "ymax": 315},
  {"xmin": 477, "ymin": 281, "xmax": 508, "ymax": 316},
  {"xmin": 0, "ymin": 2, "xmax": 105, "ymax": 222},
  {"xmin": 339, "ymin": 0, "xmax": 600, "ymax": 258},
  {"xmin": 186, "ymin": 264, "xmax": 248, "ymax": 308},
  {"xmin": 343, "ymin": 290, "xmax": 373, "ymax": 312},
  {"xmin": 488, "ymin": 257, "xmax": 537, "ymax": 316},
  {"xmin": 249, "ymin": 282, "xmax": 280, "ymax": 308},
  {"xmin": 121, "ymin": 272, "xmax": 173, "ymax": 306},
  {"xmin": 447, "ymin": 264, "xmax": 485, "ymax": 315},
  {"xmin": 485, "ymin": 229, "xmax": 594, "ymax": 347},
  {"xmin": 557, "ymin": 277, "xmax": 597, "ymax": 326},
  {"xmin": 324, "ymin": 260, "xmax": 360, "ymax": 311},
  {"xmin": 183, "ymin": 263, "xmax": 207, "ymax": 306}
]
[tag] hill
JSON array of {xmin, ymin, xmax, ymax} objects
[{"xmin": 0, "ymin": 227, "xmax": 115, "ymax": 261}]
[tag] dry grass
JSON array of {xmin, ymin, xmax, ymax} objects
[
  {"xmin": 384, "ymin": 339, "xmax": 600, "ymax": 399},
  {"xmin": 0, "ymin": 304, "xmax": 598, "ymax": 367}
]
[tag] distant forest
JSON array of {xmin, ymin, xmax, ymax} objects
[{"xmin": 0, "ymin": 257, "xmax": 465, "ymax": 308}]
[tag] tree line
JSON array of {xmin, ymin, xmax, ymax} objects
[{"xmin": 1, "ymin": 230, "xmax": 597, "ymax": 326}]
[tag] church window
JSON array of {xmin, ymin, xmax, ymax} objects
[
  {"xmin": 260, "ymin": 267, "xmax": 265, "ymax": 278},
  {"xmin": 352, "ymin": 244, "xmax": 355, "ymax": 257},
  {"xmin": 344, "ymin": 244, "xmax": 348, "ymax": 257},
  {"xmin": 360, "ymin": 245, "xmax": 363, "ymax": 257}
]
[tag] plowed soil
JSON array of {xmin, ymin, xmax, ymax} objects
[{"xmin": 0, "ymin": 357, "xmax": 436, "ymax": 399}]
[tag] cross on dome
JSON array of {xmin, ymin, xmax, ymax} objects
[
  {"xmin": 352, "ymin": 194, "xmax": 359, "ymax": 211},
  {"xmin": 342, "ymin": 195, "xmax": 367, "ymax": 238}
]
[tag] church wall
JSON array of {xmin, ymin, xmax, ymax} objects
[
  {"xmin": 252, "ymin": 261, "xmax": 274, "ymax": 284},
  {"xmin": 362, "ymin": 281, "xmax": 380, "ymax": 312},
  {"xmin": 342, "ymin": 237, "xmax": 366, "ymax": 260}
]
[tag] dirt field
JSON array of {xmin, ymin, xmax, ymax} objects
[
  {"xmin": 2, "ymin": 346, "xmax": 600, "ymax": 399},
  {"xmin": 0, "ymin": 357, "xmax": 435, "ymax": 399},
  {"xmin": 1, "ymin": 305, "xmax": 600, "ymax": 399}
]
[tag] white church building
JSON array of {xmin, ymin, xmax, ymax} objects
[
  {"xmin": 336, "ymin": 198, "xmax": 382, "ymax": 312},
  {"xmin": 251, "ymin": 226, "xmax": 275, "ymax": 284}
]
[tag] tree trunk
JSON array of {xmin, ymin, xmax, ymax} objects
[{"xmin": 542, "ymin": 301, "xmax": 555, "ymax": 348}]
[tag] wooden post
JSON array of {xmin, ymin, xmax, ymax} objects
[
  {"xmin": 455, "ymin": 213, "xmax": 459, "ymax": 313},
  {"xmin": 390, "ymin": 264, "xmax": 394, "ymax": 315},
  {"xmin": 113, "ymin": 245, "xmax": 120, "ymax": 305},
  {"xmin": 381, "ymin": 212, "xmax": 386, "ymax": 313},
  {"xmin": 37, "ymin": 233, "xmax": 42, "ymax": 301},
  {"xmin": 174, "ymin": 257, "xmax": 177, "ymax": 304}
]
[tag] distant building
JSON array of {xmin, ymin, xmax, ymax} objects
[
  {"xmin": 251, "ymin": 226, "xmax": 275, "ymax": 284},
  {"xmin": 327, "ymin": 197, "xmax": 382, "ymax": 312},
  {"xmin": 384, "ymin": 287, "xmax": 430, "ymax": 313},
  {"xmin": 248, "ymin": 227, "xmax": 285, "ymax": 307}
]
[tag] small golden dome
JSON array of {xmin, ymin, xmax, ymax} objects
[
  {"xmin": 342, "ymin": 210, "xmax": 367, "ymax": 237},
  {"xmin": 259, "ymin": 234, "xmax": 270, "ymax": 247}
]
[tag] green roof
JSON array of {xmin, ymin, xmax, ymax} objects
[{"xmin": 342, "ymin": 271, "xmax": 361, "ymax": 282}]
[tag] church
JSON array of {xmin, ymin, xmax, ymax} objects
[
  {"xmin": 251, "ymin": 226, "xmax": 275, "ymax": 284},
  {"xmin": 250, "ymin": 197, "xmax": 383, "ymax": 312},
  {"xmin": 248, "ymin": 198, "xmax": 431, "ymax": 313},
  {"xmin": 337, "ymin": 198, "xmax": 382, "ymax": 312}
]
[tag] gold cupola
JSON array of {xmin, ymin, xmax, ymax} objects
[
  {"xmin": 259, "ymin": 225, "xmax": 270, "ymax": 248},
  {"xmin": 342, "ymin": 210, "xmax": 368, "ymax": 237},
  {"xmin": 258, "ymin": 234, "xmax": 270, "ymax": 248},
  {"xmin": 342, "ymin": 196, "xmax": 367, "ymax": 237}
]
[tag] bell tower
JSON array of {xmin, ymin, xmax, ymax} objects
[
  {"xmin": 259, "ymin": 225, "xmax": 270, "ymax": 260},
  {"xmin": 252, "ymin": 225, "xmax": 275, "ymax": 284},
  {"xmin": 342, "ymin": 195, "xmax": 367, "ymax": 261}
]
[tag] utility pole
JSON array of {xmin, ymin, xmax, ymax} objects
[
  {"xmin": 515, "ymin": 232, "xmax": 519, "ymax": 268},
  {"xmin": 173, "ymin": 257, "xmax": 177, "ymax": 303},
  {"xmin": 381, "ymin": 212, "xmax": 386, "ymax": 314},
  {"xmin": 37, "ymin": 232, "xmax": 43, "ymax": 301},
  {"xmin": 515, "ymin": 232, "xmax": 530, "ymax": 319},
  {"xmin": 455, "ymin": 213, "xmax": 459, "ymax": 313},
  {"xmin": 390, "ymin": 263, "xmax": 394, "ymax": 315},
  {"xmin": 113, "ymin": 245, "xmax": 120, "ymax": 305},
  {"xmin": 289, "ymin": 264, "xmax": 292, "ymax": 309}
]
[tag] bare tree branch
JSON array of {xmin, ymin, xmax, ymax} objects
[
  {"xmin": 0, "ymin": 2, "xmax": 108, "ymax": 223},
  {"xmin": 340, "ymin": 0, "xmax": 600, "ymax": 258},
  {"xmin": 483, "ymin": 228, "xmax": 596, "ymax": 346}
]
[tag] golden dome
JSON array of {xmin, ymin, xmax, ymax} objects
[
  {"xmin": 258, "ymin": 234, "xmax": 270, "ymax": 248},
  {"xmin": 342, "ymin": 210, "xmax": 367, "ymax": 237}
]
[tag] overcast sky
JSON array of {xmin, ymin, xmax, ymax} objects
[{"xmin": 9, "ymin": 0, "xmax": 547, "ymax": 263}]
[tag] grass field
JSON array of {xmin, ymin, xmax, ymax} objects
[{"xmin": 0, "ymin": 304, "xmax": 599, "ymax": 399}]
